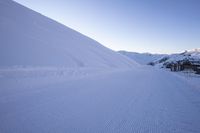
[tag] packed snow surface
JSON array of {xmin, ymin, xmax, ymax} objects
[
  {"xmin": 1, "ymin": 67, "xmax": 200, "ymax": 133},
  {"xmin": 0, "ymin": 0, "xmax": 136, "ymax": 68}
]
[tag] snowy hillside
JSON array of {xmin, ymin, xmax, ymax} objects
[
  {"xmin": 119, "ymin": 51, "xmax": 165, "ymax": 65},
  {"xmin": 0, "ymin": 0, "xmax": 137, "ymax": 68}
]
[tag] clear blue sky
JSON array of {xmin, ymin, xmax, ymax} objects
[{"xmin": 14, "ymin": 0, "xmax": 200, "ymax": 54}]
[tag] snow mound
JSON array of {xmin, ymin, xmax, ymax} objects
[{"xmin": 0, "ymin": 0, "xmax": 137, "ymax": 68}]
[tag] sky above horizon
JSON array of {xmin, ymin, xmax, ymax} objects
[{"xmin": 14, "ymin": 0, "xmax": 200, "ymax": 54}]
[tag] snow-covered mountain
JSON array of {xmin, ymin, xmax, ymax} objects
[
  {"xmin": 119, "ymin": 49, "xmax": 200, "ymax": 74},
  {"xmin": 119, "ymin": 49, "xmax": 200, "ymax": 67},
  {"xmin": 181, "ymin": 49, "xmax": 200, "ymax": 59},
  {"xmin": 0, "ymin": 0, "xmax": 137, "ymax": 68},
  {"xmin": 151, "ymin": 49, "xmax": 200, "ymax": 67},
  {"xmin": 118, "ymin": 51, "xmax": 165, "ymax": 65}
]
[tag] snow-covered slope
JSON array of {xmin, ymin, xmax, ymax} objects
[
  {"xmin": 119, "ymin": 51, "xmax": 165, "ymax": 65},
  {"xmin": 0, "ymin": 0, "xmax": 137, "ymax": 68}
]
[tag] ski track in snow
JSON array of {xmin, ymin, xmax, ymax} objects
[{"xmin": 0, "ymin": 67, "xmax": 200, "ymax": 133}]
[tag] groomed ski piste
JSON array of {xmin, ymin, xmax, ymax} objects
[
  {"xmin": 1, "ymin": 0, "xmax": 200, "ymax": 133},
  {"xmin": 1, "ymin": 66, "xmax": 200, "ymax": 133}
]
